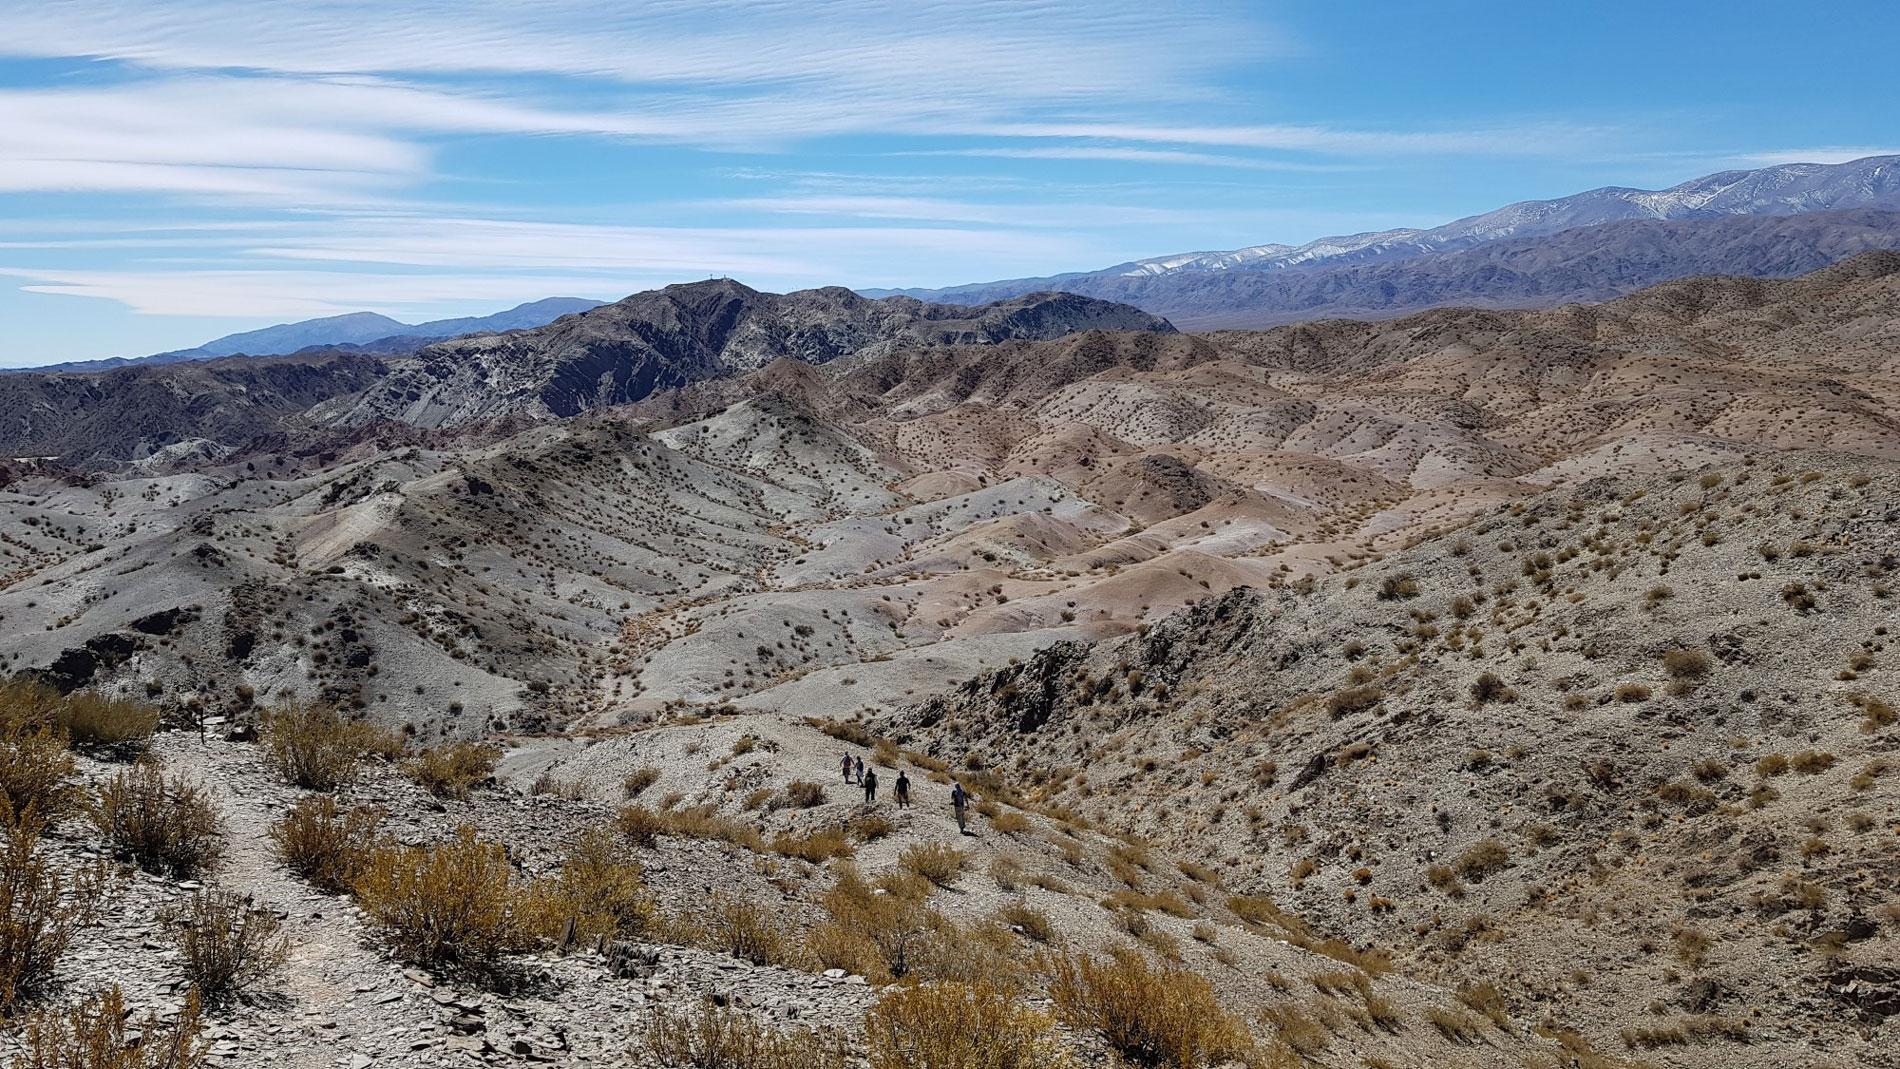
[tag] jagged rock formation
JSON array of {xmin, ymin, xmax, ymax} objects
[{"xmin": 313, "ymin": 281, "xmax": 1176, "ymax": 428}]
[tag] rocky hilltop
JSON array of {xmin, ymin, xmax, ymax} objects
[{"xmin": 313, "ymin": 281, "xmax": 1176, "ymax": 428}]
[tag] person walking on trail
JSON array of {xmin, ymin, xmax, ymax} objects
[
  {"xmin": 854, "ymin": 755, "xmax": 865, "ymax": 783},
  {"xmin": 951, "ymin": 781, "xmax": 972, "ymax": 835},
  {"xmin": 841, "ymin": 753, "xmax": 854, "ymax": 783},
  {"xmin": 894, "ymin": 770, "xmax": 911, "ymax": 809},
  {"xmin": 862, "ymin": 768, "xmax": 878, "ymax": 805}
]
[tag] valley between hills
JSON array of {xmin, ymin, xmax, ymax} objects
[{"xmin": 0, "ymin": 255, "xmax": 1894, "ymax": 1068}]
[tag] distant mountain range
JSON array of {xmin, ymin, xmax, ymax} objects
[
  {"xmin": 868, "ymin": 154, "xmax": 1900, "ymax": 326},
  {"xmin": 0, "ymin": 283, "xmax": 1170, "ymax": 463},
  {"xmin": 18, "ymin": 297, "xmax": 605, "ymax": 373}
]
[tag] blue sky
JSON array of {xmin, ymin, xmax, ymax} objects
[{"xmin": 1, "ymin": 0, "xmax": 1896, "ymax": 365}]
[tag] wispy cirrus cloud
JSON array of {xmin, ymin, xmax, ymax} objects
[
  {"xmin": 0, "ymin": 215, "xmax": 1094, "ymax": 317},
  {"xmin": 0, "ymin": 0, "xmax": 1655, "ymax": 360}
]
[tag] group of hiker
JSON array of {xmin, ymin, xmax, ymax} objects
[{"xmin": 842, "ymin": 752, "xmax": 974, "ymax": 833}]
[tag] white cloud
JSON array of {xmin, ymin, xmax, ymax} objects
[
  {"xmin": 0, "ymin": 215, "xmax": 1092, "ymax": 317},
  {"xmin": 0, "ymin": 1, "xmax": 1273, "ymax": 104},
  {"xmin": 905, "ymin": 147, "xmax": 1352, "ymax": 171}
]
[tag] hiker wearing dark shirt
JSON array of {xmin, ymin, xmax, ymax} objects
[
  {"xmin": 951, "ymin": 781, "xmax": 972, "ymax": 834},
  {"xmin": 840, "ymin": 753, "xmax": 854, "ymax": 782},
  {"xmin": 862, "ymin": 768, "xmax": 878, "ymax": 804},
  {"xmin": 894, "ymin": 771, "xmax": 911, "ymax": 809},
  {"xmin": 854, "ymin": 755, "xmax": 865, "ymax": 783}
]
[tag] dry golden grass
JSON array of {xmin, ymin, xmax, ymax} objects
[
  {"xmin": 11, "ymin": 985, "xmax": 205, "ymax": 1069},
  {"xmin": 528, "ymin": 828, "xmax": 655, "ymax": 944},
  {"xmin": 1043, "ymin": 947, "xmax": 1251, "ymax": 1068},
  {"xmin": 864, "ymin": 980, "xmax": 1070, "ymax": 1069},
  {"xmin": 261, "ymin": 703, "xmax": 387, "ymax": 791},
  {"xmin": 622, "ymin": 766, "xmax": 661, "ymax": 798},
  {"xmin": 642, "ymin": 1001, "xmax": 849, "ymax": 1069},
  {"xmin": 615, "ymin": 804, "xmax": 665, "ymax": 847},
  {"xmin": 89, "ymin": 761, "xmax": 223, "ymax": 878},
  {"xmin": 0, "ymin": 821, "xmax": 76, "ymax": 1013},
  {"xmin": 772, "ymin": 780, "xmax": 827, "ymax": 810},
  {"xmin": 352, "ymin": 827, "xmax": 538, "ymax": 969},
  {"xmin": 0, "ymin": 715, "xmax": 77, "ymax": 828},
  {"xmin": 163, "ymin": 888, "xmax": 288, "ymax": 1006},
  {"xmin": 813, "ymin": 866, "xmax": 933, "ymax": 982},
  {"xmin": 54, "ymin": 692, "xmax": 159, "ymax": 755},
  {"xmin": 770, "ymin": 828, "xmax": 855, "ymax": 863},
  {"xmin": 899, "ymin": 843, "xmax": 968, "ymax": 887},
  {"xmin": 404, "ymin": 742, "xmax": 501, "ymax": 800},
  {"xmin": 269, "ymin": 796, "xmax": 385, "ymax": 894},
  {"xmin": 684, "ymin": 893, "xmax": 805, "ymax": 968},
  {"xmin": 998, "ymin": 901, "xmax": 1055, "ymax": 944}
]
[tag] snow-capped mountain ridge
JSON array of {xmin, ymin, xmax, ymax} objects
[{"xmin": 1112, "ymin": 155, "xmax": 1900, "ymax": 279}]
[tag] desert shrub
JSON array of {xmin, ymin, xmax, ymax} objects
[
  {"xmin": 163, "ymin": 888, "xmax": 288, "ymax": 1006},
  {"xmin": 1260, "ymin": 1004, "xmax": 1328, "ymax": 1057},
  {"xmin": 998, "ymin": 901, "xmax": 1056, "ymax": 944},
  {"xmin": 90, "ymin": 762, "xmax": 223, "ymax": 878},
  {"xmin": 988, "ymin": 810, "xmax": 1030, "ymax": 835},
  {"xmin": 405, "ymin": 742, "xmax": 501, "ymax": 800},
  {"xmin": 1226, "ymin": 895, "xmax": 1308, "ymax": 936},
  {"xmin": 772, "ymin": 780, "xmax": 827, "ymax": 810},
  {"xmin": 1755, "ymin": 753, "xmax": 1789, "ymax": 777},
  {"xmin": 770, "ymin": 829, "xmax": 854, "ymax": 863},
  {"xmin": 269, "ymin": 796, "xmax": 383, "ymax": 894},
  {"xmin": 528, "ymin": 773, "xmax": 585, "ymax": 800},
  {"xmin": 0, "ymin": 715, "xmax": 77, "ymax": 828},
  {"xmin": 55, "ymin": 693, "xmax": 159, "ymax": 755},
  {"xmin": 622, "ymin": 766, "xmax": 661, "ymax": 798},
  {"xmin": 1854, "ymin": 694, "xmax": 1897, "ymax": 732},
  {"xmin": 616, "ymin": 805, "xmax": 664, "ymax": 847},
  {"xmin": 1377, "ymin": 574, "xmax": 1420, "ymax": 601},
  {"xmin": 11, "ymin": 985, "xmax": 205, "ymax": 1069},
  {"xmin": 1613, "ymin": 683, "xmax": 1651, "ymax": 703},
  {"xmin": 1325, "ymin": 686, "xmax": 1382, "ymax": 717},
  {"xmin": 1044, "ymin": 948, "xmax": 1250, "ymax": 1068},
  {"xmin": 0, "ymin": 822, "xmax": 75, "ymax": 1013},
  {"xmin": 1454, "ymin": 839, "xmax": 1510, "ymax": 881},
  {"xmin": 260, "ymin": 703, "xmax": 382, "ymax": 791},
  {"xmin": 693, "ymin": 893, "xmax": 802, "ymax": 967},
  {"xmin": 865, "ymin": 980, "xmax": 1070, "ymax": 1069},
  {"xmin": 1425, "ymin": 1006, "xmax": 1486, "ymax": 1043},
  {"xmin": 650, "ymin": 805, "xmax": 764, "ymax": 851},
  {"xmin": 642, "ymin": 1001, "xmax": 849, "ymax": 1069},
  {"xmin": 529, "ymin": 828, "xmax": 656, "ymax": 945},
  {"xmin": 814, "ymin": 867, "xmax": 933, "ymax": 981},
  {"xmin": 1469, "ymin": 672, "xmax": 1515, "ymax": 704},
  {"xmin": 352, "ymin": 827, "xmax": 537, "ymax": 969},
  {"xmin": 900, "ymin": 843, "xmax": 968, "ymax": 887},
  {"xmin": 848, "ymin": 812, "xmax": 895, "ymax": 841},
  {"xmin": 1790, "ymin": 750, "xmax": 1836, "ymax": 774},
  {"xmin": 1662, "ymin": 649, "xmax": 1712, "ymax": 681}
]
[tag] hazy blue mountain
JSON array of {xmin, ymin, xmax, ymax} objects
[{"xmin": 19, "ymin": 297, "xmax": 605, "ymax": 372}]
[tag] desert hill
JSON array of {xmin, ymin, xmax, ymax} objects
[{"xmin": 0, "ymin": 258, "xmax": 1894, "ymax": 1067}]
